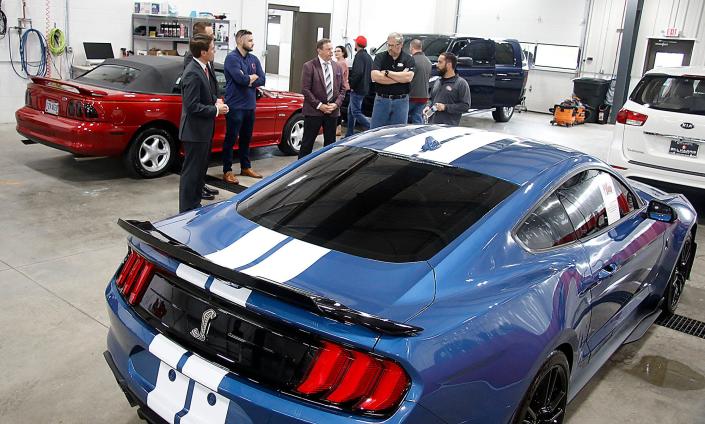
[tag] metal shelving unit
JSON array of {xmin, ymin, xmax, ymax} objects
[{"xmin": 131, "ymin": 14, "xmax": 230, "ymax": 54}]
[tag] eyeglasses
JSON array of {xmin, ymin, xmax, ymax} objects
[{"xmin": 388, "ymin": 44, "xmax": 401, "ymax": 48}]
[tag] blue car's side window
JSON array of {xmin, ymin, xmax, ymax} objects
[
  {"xmin": 556, "ymin": 170, "xmax": 608, "ymax": 239},
  {"xmin": 516, "ymin": 193, "xmax": 577, "ymax": 250}
]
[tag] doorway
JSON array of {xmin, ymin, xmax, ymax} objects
[
  {"xmin": 288, "ymin": 12, "xmax": 331, "ymax": 94},
  {"xmin": 265, "ymin": 5, "xmax": 297, "ymax": 91},
  {"xmin": 643, "ymin": 38, "xmax": 694, "ymax": 74}
]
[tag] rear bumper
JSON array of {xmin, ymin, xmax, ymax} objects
[
  {"xmin": 15, "ymin": 106, "xmax": 132, "ymax": 156},
  {"xmin": 104, "ymin": 279, "xmax": 440, "ymax": 424},
  {"xmin": 607, "ymin": 126, "xmax": 705, "ymax": 190}
]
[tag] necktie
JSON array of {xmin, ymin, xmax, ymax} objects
[
  {"xmin": 324, "ymin": 62, "xmax": 333, "ymax": 102},
  {"xmin": 204, "ymin": 66, "xmax": 209, "ymax": 80}
]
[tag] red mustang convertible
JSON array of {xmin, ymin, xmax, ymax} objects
[{"xmin": 16, "ymin": 55, "xmax": 304, "ymax": 178}]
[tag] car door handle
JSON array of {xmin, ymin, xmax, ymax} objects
[
  {"xmin": 497, "ymin": 73, "xmax": 508, "ymax": 77},
  {"xmin": 598, "ymin": 263, "xmax": 619, "ymax": 279},
  {"xmin": 480, "ymin": 73, "xmax": 494, "ymax": 78}
]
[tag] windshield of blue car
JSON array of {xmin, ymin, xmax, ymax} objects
[
  {"xmin": 631, "ymin": 75, "xmax": 705, "ymax": 115},
  {"xmin": 237, "ymin": 146, "xmax": 518, "ymax": 262},
  {"xmin": 374, "ymin": 35, "xmax": 452, "ymax": 61}
]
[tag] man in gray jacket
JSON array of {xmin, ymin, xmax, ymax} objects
[
  {"xmin": 408, "ymin": 39, "xmax": 432, "ymax": 124},
  {"xmin": 425, "ymin": 52, "xmax": 471, "ymax": 125}
]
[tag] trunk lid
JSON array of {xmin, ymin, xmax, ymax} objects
[{"xmin": 152, "ymin": 201, "xmax": 436, "ymax": 325}]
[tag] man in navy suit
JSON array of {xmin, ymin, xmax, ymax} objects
[
  {"xmin": 298, "ymin": 38, "xmax": 346, "ymax": 159},
  {"xmin": 179, "ymin": 34, "xmax": 229, "ymax": 213}
]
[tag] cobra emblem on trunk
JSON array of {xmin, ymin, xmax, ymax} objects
[{"xmin": 190, "ymin": 309, "xmax": 217, "ymax": 341}]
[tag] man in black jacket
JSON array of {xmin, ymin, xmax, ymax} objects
[
  {"xmin": 345, "ymin": 35, "xmax": 372, "ymax": 137},
  {"xmin": 179, "ymin": 35, "xmax": 229, "ymax": 213},
  {"xmin": 183, "ymin": 21, "xmax": 219, "ymax": 200}
]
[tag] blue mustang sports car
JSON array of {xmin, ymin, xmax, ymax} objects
[{"xmin": 104, "ymin": 125, "xmax": 697, "ymax": 424}]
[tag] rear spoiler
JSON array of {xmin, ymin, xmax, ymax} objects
[
  {"xmin": 117, "ymin": 219, "xmax": 423, "ymax": 337},
  {"xmin": 30, "ymin": 76, "xmax": 108, "ymax": 97}
]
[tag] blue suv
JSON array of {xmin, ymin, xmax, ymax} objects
[{"xmin": 371, "ymin": 34, "xmax": 528, "ymax": 122}]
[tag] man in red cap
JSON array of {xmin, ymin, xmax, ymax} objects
[{"xmin": 345, "ymin": 35, "xmax": 373, "ymax": 137}]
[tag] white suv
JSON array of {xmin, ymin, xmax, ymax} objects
[{"xmin": 607, "ymin": 66, "xmax": 705, "ymax": 189}]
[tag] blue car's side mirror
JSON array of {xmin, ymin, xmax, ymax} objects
[{"xmin": 647, "ymin": 200, "xmax": 677, "ymax": 223}]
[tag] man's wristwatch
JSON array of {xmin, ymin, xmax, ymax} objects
[{"xmin": 384, "ymin": 70, "xmax": 389, "ymax": 77}]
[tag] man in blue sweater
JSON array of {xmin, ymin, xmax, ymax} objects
[{"xmin": 222, "ymin": 29, "xmax": 266, "ymax": 184}]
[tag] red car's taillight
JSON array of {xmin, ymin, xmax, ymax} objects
[
  {"xmin": 67, "ymin": 99, "xmax": 101, "ymax": 121},
  {"xmin": 295, "ymin": 340, "xmax": 410, "ymax": 413},
  {"xmin": 616, "ymin": 108, "xmax": 648, "ymax": 126},
  {"xmin": 115, "ymin": 251, "xmax": 155, "ymax": 305}
]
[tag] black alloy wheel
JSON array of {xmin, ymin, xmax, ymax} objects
[
  {"xmin": 663, "ymin": 234, "xmax": 693, "ymax": 316},
  {"xmin": 513, "ymin": 351, "xmax": 569, "ymax": 424}
]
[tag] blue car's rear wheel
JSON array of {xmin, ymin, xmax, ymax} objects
[
  {"xmin": 513, "ymin": 350, "xmax": 569, "ymax": 424},
  {"xmin": 663, "ymin": 234, "xmax": 693, "ymax": 316}
]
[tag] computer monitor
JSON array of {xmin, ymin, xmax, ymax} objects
[{"xmin": 84, "ymin": 42, "xmax": 114, "ymax": 65}]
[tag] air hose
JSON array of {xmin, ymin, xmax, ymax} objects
[{"xmin": 47, "ymin": 27, "xmax": 65, "ymax": 55}]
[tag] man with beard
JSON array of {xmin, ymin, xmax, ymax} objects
[
  {"xmin": 425, "ymin": 52, "xmax": 471, "ymax": 125},
  {"xmin": 222, "ymin": 29, "xmax": 266, "ymax": 184}
]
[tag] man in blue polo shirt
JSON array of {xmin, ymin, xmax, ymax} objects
[{"xmin": 222, "ymin": 29, "xmax": 266, "ymax": 184}]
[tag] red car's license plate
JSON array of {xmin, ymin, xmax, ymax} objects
[{"xmin": 45, "ymin": 99, "xmax": 59, "ymax": 115}]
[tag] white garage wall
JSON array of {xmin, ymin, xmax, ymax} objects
[
  {"xmin": 456, "ymin": 0, "xmax": 588, "ymax": 46},
  {"xmin": 582, "ymin": 0, "xmax": 705, "ymax": 95}
]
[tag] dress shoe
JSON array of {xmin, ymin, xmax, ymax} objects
[
  {"xmin": 223, "ymin": 171, "xmax": 239, "ymax": 184},
  {"xmin": 240, "ymin": 168, "xmax": 263, "ymax": 178},
  {"xmin": 203, "ymin": 186, "xmax": 219, "ymax": 195},
  {"xmin": 201, "ymin": 189, "xmax": 215, "ymax": 200}
]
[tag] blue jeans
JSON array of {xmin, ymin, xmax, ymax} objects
[
  {"xmin": 223, "ymin": 108, "xmax": 255, "ymax": 172},
  {"xmin": 346, "ymin": 92, "xmax": 371, "ymax": 137},
  {"xmin": 370, "ymin": 95, "xmax": 409, "ymax": 129},
  {"xmin": 408, "ymin": 102, "xmax": 426, "ymax": 124}
]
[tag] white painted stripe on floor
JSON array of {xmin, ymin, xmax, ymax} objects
[
  {"xmin": 176, "ymin": 264, "xmax": 210, "ymax": 289},
  {"xmin": 208, "ymin": 278, "xmax": 251, "ymax": 307},
  {"xmin": 416, "ymin": 131, "xmax": 509, "ymax": 163},
  {"xmin": 239, "ymin": 239, "xmax": 330, "ymax": 283},
  {"xmin": 383, "ymin": 127, "xmax": 482, "ymax": 156},
  {"xmin": 205, "ymin": 226, "xmax": 288, "ymax": 269},
  {"xmin": 181, "ymin": 355, "xmax": 229, "ymax": 393},
  {"xmin": 149, "ymin": 334, "xmax": 188, "ymax": 370}
]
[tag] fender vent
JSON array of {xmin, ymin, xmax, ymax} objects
[{"xmin": 656, "ymin": 314, "xmax": 705, "ymax": 339}]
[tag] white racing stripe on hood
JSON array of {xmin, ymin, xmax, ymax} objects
[
  {"xmin": 416, "ymin": 131, "xmax": 509, "ymax": 163},
  {"xmin": 383, "ymin": 127, "xmax": 484, "ymax": 156},
  {"xmin": 239, "ymin": 239, "xmax": 330, "ymax": 283},
  {"xmin": 205, "ymin": 226, "xmax": 288, "ymax": 269}
]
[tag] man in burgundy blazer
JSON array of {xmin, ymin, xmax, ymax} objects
[{"xmin": 298, "ymin": 38, "xmax": 346, "ymax": 159}]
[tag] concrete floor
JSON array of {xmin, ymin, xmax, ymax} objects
[{"xmin": 1, "ymin": 111, "xmax": 704, "ymax": 423}]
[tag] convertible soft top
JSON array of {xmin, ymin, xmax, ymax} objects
[{"xmin": 74, "ymin": 55, "xmax": 225, "ymax": 94}]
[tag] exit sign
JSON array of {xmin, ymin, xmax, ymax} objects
[{"xmin": 665, "ymin": 27, "xmax": 680, "ymax": 37}]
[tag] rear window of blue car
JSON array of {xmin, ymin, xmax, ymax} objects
[{"xmin": 237, "ymin": 146, "xmax": 517, "ymax": 262}]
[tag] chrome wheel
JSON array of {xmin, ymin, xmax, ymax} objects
[
  {"xmin": 138, "ymin": 135, "xmax": 171, "ymax": 173},
  {"xmin": 289, "ymin": 120, "xmax": 304, "ymax": 152},
  {"xmin": 503, "ymin": 106, "xmax": 515, "ymax": 117}
]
